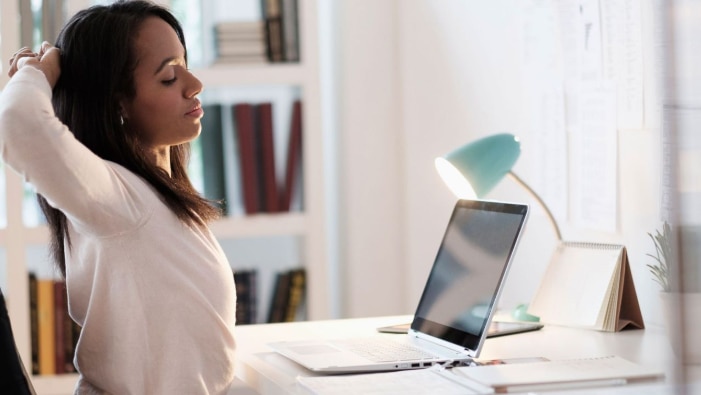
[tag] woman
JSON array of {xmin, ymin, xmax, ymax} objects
[{"xmin": 0, "ymin": 1, "xmax": 237, "ymax": 393}]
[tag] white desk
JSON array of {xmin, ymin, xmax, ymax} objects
[{"xmin": 232, "ymin": 315, "xmax": 699, "ymax": 394}]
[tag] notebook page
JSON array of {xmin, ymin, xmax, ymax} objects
[{"xmin": 529, "ymin": 243, "xmax": 622, "ymax": 328}]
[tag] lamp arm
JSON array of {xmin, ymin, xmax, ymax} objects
[{"xmin": 507, "ymin": 171, "xmax": 563, "ymax": 241}]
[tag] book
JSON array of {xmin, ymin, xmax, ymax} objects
[
  {"xmin": 199, "ymin": 104, "xmax": 228, "ymax": 213},
  {"xmin": 216, "ymin": 43, "xmax": 267, "ymax": 57},
  {"xmin": 215, "ymin": 20, "xmax": 266, "ymax": 34},
  {"xmin": 267, "ymin": 270, "xmax": 292, "ymax": 323},
  {"xmin": 53, "ymin": 281, "xmax": 67, "ymax": 374},
  {"xmin": 246, "ymin": 270, "xmax": 259, "ymax": 324},
  {"xmin": 234, "ymin": 269, "xmax": 258, "ymax": 325},
  {"xmin": 453, "ymin": 355, "xmax": 664, "ymax": 393},
  {"xmin": 54, "ymin": 280, "xmax": 77, "ymax": 374},
  {"xmin": 265, "ymin": 268, "xmax": 306, "ymax": 323},
  {"xmin": 213, "ymin": 54, "xmax": 268, "ymax": 65},
  {"xmin": 214, "ymin": 20, "xmax": 267, "ymax": 64},
  {"xmin": 281, "ymin": 100, "xmax": 302, "ymax": 211},
  {"xmin": 36, "ymin": 278, "xmax": 56, "ymax": 375},
  {"xmin": 281, "ymin": 0, "xmax": 300, "ymax": 62},
  {"xmin": 285, "ymin": 268, "xmax": 306, "ymax": 321},
  {"xmin": 28, "ymin": 273, "xmax": 39, "ymax": 375},
  {"xmin": 261, "ymin": 0, "xmax": 285, "ymax": 62},
  {"xmin": 528, "ymin": 242, "xmax": 644, "ymax": 332},
  {"xmin": 232, "ymin": 103, "xmax": 262, "ymax": 215},
  {"xmin": 256, "ymin": 102, "xmax": 280, "ymax": 213}
]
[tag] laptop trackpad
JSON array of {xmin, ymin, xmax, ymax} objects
[{"xmin": 289, "ymin": 345, "xmax": 342, "ymax": 355}]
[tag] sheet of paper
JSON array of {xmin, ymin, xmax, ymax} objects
[
  {"xmin": 557, "ymin": 0, "xmax": 602, "ymax": 83},
  {"xmin": 600, "ymin": 0, "xmax": 644, "ymax": 129},
  {"xmin": 528, "ymin": 243, "xmax": 622, "ymax": 328},
  {"xmin": 521, "ymin": 0, "xmax": 568, "ymax": 221},
  {"xmin": 558, "ymin": 0, "xmax": 614, "ymax": 230},
  {"xmin": 571, "ymin": 82, "xmax": 618, "ymax": 232},
  {"xmin": 580, "ymin": 0, "xmax": 603, "ymax": 78},
  {"xmin": 296, "ymin": 368, "xmax": 494, "ymax": 395},
  {"xmin": 453, "ymin": 355, "xmax": 664, "ymax": 390},
  {"xmin": 527, "ymin": 83, "xmax": 569, "ymax": 222}
]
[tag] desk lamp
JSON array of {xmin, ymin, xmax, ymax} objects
[{"xmin": 434, "ymin": 133, "xmax": 562, "ymax": 241}]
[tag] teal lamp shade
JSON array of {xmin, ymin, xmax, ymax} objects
[{"xmin": 435, "ymin": 133, "xmax": 521, "ymax": 198}]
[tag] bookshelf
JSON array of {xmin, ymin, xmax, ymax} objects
[{"xmin": 0, "ymin": 0, "xmax": 331, "ymax": 393}]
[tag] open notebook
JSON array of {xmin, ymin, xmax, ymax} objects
[{"xmin": 269, "ymin": 199, "xmax": 529, "ymax": 373}]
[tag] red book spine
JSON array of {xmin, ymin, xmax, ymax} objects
[
  {"xmin": 233, "ymin": 103, "xmax": 261, "ymax": 214},
  {"xmin": 281, "ymin": 100, "xmax": 302, "ymax": 211},
  {"xmin": 257, "ymin": 102, "xmax": 280, "ymax": 212}
]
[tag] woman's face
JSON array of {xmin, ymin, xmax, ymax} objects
[{"xmin": 121, "ymin": 17, "xmax": 203, "ymax": 156}]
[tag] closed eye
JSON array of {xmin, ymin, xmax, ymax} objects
[{"xmin": 162, "ymin": 77, "xmax": 177, "ymax": 86}]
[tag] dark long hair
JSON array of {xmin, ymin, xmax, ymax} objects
[{"xmin": 41, "ymin": 0, "xmax": 221, "ymax": 277}]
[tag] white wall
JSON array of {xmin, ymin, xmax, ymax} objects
[
  {"xmin": 398, "ymin": 0, "xmax": 665, "ymax": 319},
  {"xmin": 333, "ymin": 1, "xmax": 405, "ymax": 317},
  {"xmin": 334, "ymin": 0, "xmax": 668, "ymax": 326}
]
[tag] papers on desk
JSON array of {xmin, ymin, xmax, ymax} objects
[
  {"xmin": 296, "ymin": 355, "xmax": 663, "ymax": 395},
  {"xmin": 297, "ymin": 366, "xmax": 494, "ymax": 394},
  {"xmin": 454, "ymin": 355, "xmax": 663, "ymax": 393}
]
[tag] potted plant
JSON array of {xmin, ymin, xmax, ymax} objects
[
  {"xmin": 646, "ymin": 222, "xmax": 672, "ymax": 292},
  {"xmin": 647, "ymin": 222, "xmax": 701, "ymax": 364}
]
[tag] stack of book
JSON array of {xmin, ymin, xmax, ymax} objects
[
  {"xmin": 267, "ymin": 268, "xmax": 306, "ymax": 323},
  {"xmin": 233, "ymin": 100, "xmax": 303, "ymax": 215},
  {"xmin": 261, "ymin": 0, "xmax": 300, "ymax": 62},
  {"xmin": 197, "ymin": 104, "xmax": 227, "ymax": 214},
  {"xmin": 195, "ymin": 100, "xmax": 303, "ymax": 216},
  {"xmin": 233, "ymin": 269, "xmax": 258, "ymax": 325},
  {"xmin": 28, "ymin": 273, "xmax": 81, "ymax": 375},
  {"xmin": 213, "ymin": 21, "xmax": 267, "ymax": 65}
]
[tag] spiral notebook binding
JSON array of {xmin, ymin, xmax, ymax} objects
[{"xmin": 560, "ymin": 241, "xmax": 624, "ymax": 250}]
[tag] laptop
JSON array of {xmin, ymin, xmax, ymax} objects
[{"xmin": 268, "ymin": 199, "xmax": 530, "ymax": 373}]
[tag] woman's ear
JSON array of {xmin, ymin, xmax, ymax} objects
[{"xmin": 117, "ymin": 99, "xmax": 129, "ymax": 122}]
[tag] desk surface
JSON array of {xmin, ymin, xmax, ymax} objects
[{"xmin": 232, "ymin": 315, "xmax": 698, "ymax": 394}]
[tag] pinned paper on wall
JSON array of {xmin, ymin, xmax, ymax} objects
[
  {"xmin": 521, "ymin": 1, "xmax": 568, "ymax": 222},
  {"xmin": 572, "ymin": 82, "xmax": 618, "ymax": 232},
  {"xmin": 522, "ymin": 0, "xmax": 650, "ymax": 233},
  {"xmin": 521, "ymin": 0, "xmax": 641, "ymax": 230},
  {"xmin": 600, "ymin": 0, "xmax": 644, "ymax": 130}
]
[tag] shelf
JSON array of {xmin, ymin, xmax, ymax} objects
[
  {"xmin": 0, "ymin": 215, "xmax": 306, "ymax": 242},
  {"xmin": 209, "ymin": 212, "xmax": 306, "ymax": 239},
  {"xmin": 0, "ymin": 226, "xmax": 50, "ymax": 245},
  {"xmin": 31, "ymin": 374, "xmax": 79, "ymax": 395},
  {"xmin": 0, "ymin": 2, "xmax": 332, "ymax": 394},
  {"xmin": 193, "ymin": 63, "xmax": 307, "ymax": 87}
]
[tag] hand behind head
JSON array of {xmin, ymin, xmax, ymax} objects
[{"xmin": 8, "ymin": 41, "xmax": 61, "ymax": 88}]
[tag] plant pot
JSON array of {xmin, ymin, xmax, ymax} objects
[{"xmin": 659, "ymin": 292, "xmax": 701, "ymax": 364}]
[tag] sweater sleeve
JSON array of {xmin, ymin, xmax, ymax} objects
[{"xmin": 0, "ymin": 67, "xmax": 149, "ymax": 236}]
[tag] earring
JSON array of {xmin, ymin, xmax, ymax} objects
[{"xmin": 120, "ymin": 115, "xmax": 124, "ymax": 125}]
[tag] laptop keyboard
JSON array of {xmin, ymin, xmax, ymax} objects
[{"xmin": 336, "ymin": 337, "xmax": 438, "ymax": 362}]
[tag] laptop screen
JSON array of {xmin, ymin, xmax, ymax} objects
[{"xmin": 411, "ymin": 199, "xmax": 529, "ymax": 353}]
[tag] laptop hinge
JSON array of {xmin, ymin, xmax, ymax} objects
[{"xmin": 409, "ymin": 330, "xmax": 477, "ymax": 358}]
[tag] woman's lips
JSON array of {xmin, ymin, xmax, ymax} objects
[{"xmin": 186, "ymin": 105, "xmax": 204, "ymax": 118}]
